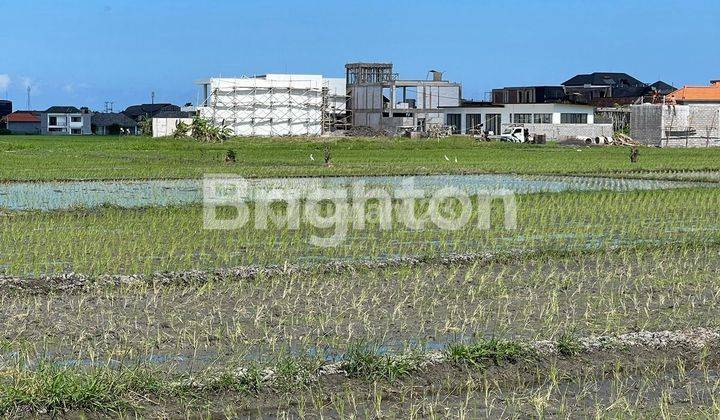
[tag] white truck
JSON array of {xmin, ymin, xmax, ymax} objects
[{"xmin": 490, "ymin": 125, "xmax": 533, "ymax": 143}]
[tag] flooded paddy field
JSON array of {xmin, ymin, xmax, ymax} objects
[
  {"xmin": 0, "ymin": 173, "xmax": 702, "ymax": 211},
  {"xmin": 2, "ymin": 169, "xmax": 720, "ymax": 416}
]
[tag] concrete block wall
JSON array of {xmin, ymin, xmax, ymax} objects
[
  {"xmin": 630, "ymin": 105, "xmax": 664, "ymax": 146},
  {"xmin": 631, "ymin": 104, "xmax": 720, "ymax": 147}
]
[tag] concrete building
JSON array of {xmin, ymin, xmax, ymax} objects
[
  {"xmin": 194, "ymin": 74, "xmax": 346, "ymax": 137},
  {"xmin": 40, "ymin": 106, "xmax": 92, "ymax": 135},
  {"xmin": 346, "ymin": 63, "xmax": 461, "ymax": 133},
  {"xmin": 631, "ymin": 103, "xmax": 720, "ymax": 147},
  {"xmin": 2, "ymin": 111, "xmax": 41, "ymax": 134},
  {"xmin": 441, "ymin": 101, "xmax": 612, "ymax": 139}
]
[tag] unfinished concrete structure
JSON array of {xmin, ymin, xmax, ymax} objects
[
  {"xmin": 346, "ymin": 63, "xmax": 461, "ymax": 133},
  {"xmin": 196, "ymin": 74, "xmax": 347, "ymax": 136},
  {"xmin": 631, "ymin": 104, "xmax": 720, "ymax": 147}
]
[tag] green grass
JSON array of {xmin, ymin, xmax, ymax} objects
[
  {"xmin": 3, "ymin": 135, "xmax": 720, "ymax": 181},
  {"xmin": 343, "ymin": 342, "xmax": 423, "ymax": 381},
  {"xmin": 556, "ymin": 331, "xmax": 582, "ymax": 356},
  {"xmin": 447, "ymin": 338, "xmax": 528, "ymax": 367}
]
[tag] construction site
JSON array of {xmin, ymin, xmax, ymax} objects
[
  {"xmin": 150, "ymin": 65, "xmax": 720, "ymax": 148},
  {"xmin": 195, "ymin": 74, "xmax": 348, "ymax": 137}
]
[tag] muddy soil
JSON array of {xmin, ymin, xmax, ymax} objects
[
  {"xmin": 1, "ymin": 246, "xmax": 719, "ymax": 372},
  {"xmin": 119, "ymin": 344, "xmax": 720, "ymax": 418}
]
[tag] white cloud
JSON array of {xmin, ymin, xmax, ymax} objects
[
  {"xmin": 0, "ymin": 74, "xmax": 9, "ymax": 91},
  {"xmin": 63, "ymin": 83, "xmax": 75, "ymax": 93}
]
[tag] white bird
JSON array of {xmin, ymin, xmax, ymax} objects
[
  {"xmin": 310, "ymin": 154, "xmax": 315, "ymax": 161},
  {"xmin": 444, "ymin": 155, "xmax": 450, "ymax": 161}
]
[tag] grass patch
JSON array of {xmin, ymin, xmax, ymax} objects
[
  {"xmin": 343, "ymin": 342, "xmax": 423, "ymax": 381},
  {"xmin": 447, "ymin": 339, "xmax": 529, "ymax": 368},
  {"xmin": 556, "ymin": 332, "xmax": 583, "ymax": 357},
  {"xmin": 2, "ymin": 135, "xmax": 720, "ymax": 181},
  {"xmin": 0, "ymin": 363, "xmax": 161, "ymax": 415}
]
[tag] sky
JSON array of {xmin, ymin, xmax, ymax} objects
[{"xmin": 1, "ymin": 0, "xmax": 719, "ymax": 111}]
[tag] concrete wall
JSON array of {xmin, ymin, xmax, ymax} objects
[
  {"xmin": 416, "ymin": 85, "xmax": 461, "ymax": 108},
  {"xmin": 7, "ymin": 121, "xmax": 40, "ymax": 134},
  {"xmin": 153, "ymin": 118, "xmax": 193, "ymax": 138},
  {"xmin": 631, "ymin": 104, "xmax": 720, "ymax": 147}
]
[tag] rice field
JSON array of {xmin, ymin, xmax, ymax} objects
[{"xmin": 2, "ymin": 135, "xmax": 720, "ymax": 417}]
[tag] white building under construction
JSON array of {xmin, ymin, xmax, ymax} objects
[{"xmin": 196, "ymin": 74, "xmax": 347, "ymax": 136}]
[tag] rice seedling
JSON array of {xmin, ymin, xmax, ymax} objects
[{"xmin": 3, "ymin": 137, "xmax": 720, "ymax": 415}]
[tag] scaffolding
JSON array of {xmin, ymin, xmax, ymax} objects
[{"xmin": 197, "ymin": 75, "xmax": 349, "ymax": 136}]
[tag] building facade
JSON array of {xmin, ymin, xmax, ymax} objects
[
  {"xmin": 346, "ymin": 63, "xmax": 461, "ymax": 133},
  {"xmin": 441, "ymin": 102, "xmax": 611, "ymax": 139},
  {"xmin": 195, "ymin": 74, "xmax": 346, "ymax": 137},
  {"xmin": 2, "ymin": 111, "xmax": 41, "ymax": 134},
  {"xmin": 40, "ymin": 106, "xmax": 92, "ymax": 135},
  {"xmin": 91, "ymin": 112, "xmax": 139, "ymax": 135}
]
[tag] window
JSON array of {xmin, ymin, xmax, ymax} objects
[
  {"xmin": 445, "ymin": 114, "xmax": 461, "ymax": 134},
  {"xmin": 71, "ymin": 128, "xmax": 81, "ymax": 135},
  {"xmin": 49, "ymin": 127, "xmax": 64, "ymax": 132},
  {"xmin": 465, "ymin": 114, "xmax": 483, "ymax": 133},
  {"xmin": 49, "ymin": 116, "xmax": 57, "ymax": 125},
  {"xmin": 485, "ymin": 114, "xmax": 501, "ymax": 135},
  {"xmin": 513, "ymin": 113, "xmax": 532, "ymax": 124},
  {"xmin": 560, "ymin": 113, "xmax": 588, "ymax": 124},
  {"xmin": 71, "ymin": 116, "xmax": 81, "ymax": 123},
  {"xmin": 533, "ymin": 113, "xmax": 552, "ymax": 124}
]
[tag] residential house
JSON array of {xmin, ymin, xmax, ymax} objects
[
  {"xmin": 1, "ymin": 111, "xmax": 41, "ymax": 134},
  {"xmin": 491, "ymin": 86, "xmax": 569, "ymax": 105},
  {"xmin": 441, "ymin": 100, "xmax": 611, "ymax": 139},
  {"xmin": 40, "ymin": 106, "xmax": 92, "ymax": 135},
  {"xmin": 562, "ymin": 72, "xmax": 675, "ymax": 106},
  {"xmin": 91, "ymin": 112, "xmax": 139, "ymax": 135},
  {"xmin": 122, "ymin": 103, "xmax": 180, "ymax": 122},
  {"xmin": 666, "ymin": 80, "xmax": 720, "ymax": 105}
]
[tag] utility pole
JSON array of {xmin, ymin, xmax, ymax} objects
[
  {"xmin": 104, "ymin": 101, "xmax": 114, "ymax": 112},
  {"xmin": 151, "ymin": 91, "xmax": 155, "ymax": 104},
  {"xmin": 26, "ymin": 86, "xmax": 31, "ymax": 110}
]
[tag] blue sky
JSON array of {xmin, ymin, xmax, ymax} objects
[{"xmin": 1, "ymin": 0, "xmax": 718, "ymax": 111}]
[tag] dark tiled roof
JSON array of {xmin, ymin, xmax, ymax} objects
[
  {"xmin": 91, "ymin": 112, "xmax": 138, "ymax": 128},
  {"xmin": 153, "ymin": 110, "xmax": 193, "ymax": 118},
  {"xmin": 562, "ymin": 72, "xmax": 645, "ymax": 87},
  {"xmin": 122, "ymin": 103, "xmax": 179, "ymax": 120},
  {"xmin": 45, "ymin": 106, "xmax": 81, "ymax": 113},
  {"xmin": 649, "ymin": 81, "xmax": 676, "ymax": 95}
]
